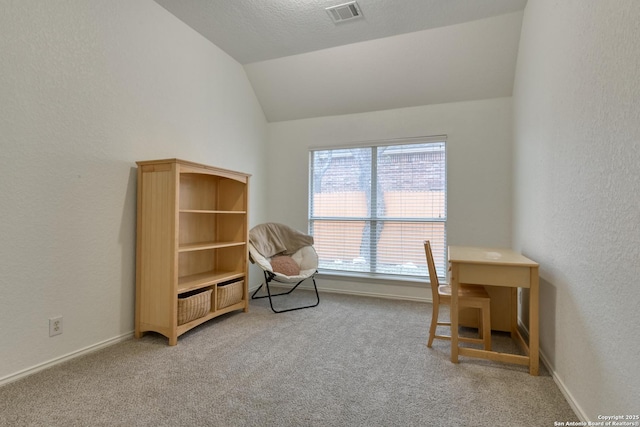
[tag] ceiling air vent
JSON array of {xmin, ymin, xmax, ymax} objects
[{"xmin": 326, "ymin": 1, "xmax": 363, "ymax": 23}]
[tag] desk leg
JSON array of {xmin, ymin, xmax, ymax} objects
[
  {"xmin": 529, "ymin": 266, "xmax": 539, "ymax": 376},
  {"xmin": 450, "ymin": 263, "xmax": 459, "ymax": 363},
  {"xmin": 510, "ymin": 288, "xmax": 518, "ymax": 339}
]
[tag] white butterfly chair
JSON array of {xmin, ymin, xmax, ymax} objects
[{"xmin": 249, "ymin": 224, "xmax": 320, "ymax": 313}]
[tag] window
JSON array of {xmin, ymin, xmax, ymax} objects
[{"xmin": 309, "ymin": 137, "xmax": 447, "ymax": 280}]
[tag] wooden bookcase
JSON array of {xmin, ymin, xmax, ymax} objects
[{"xmin": 135, "ymin": 159, "xmax": 250, "ymax": 345}]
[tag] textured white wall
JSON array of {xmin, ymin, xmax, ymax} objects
[
  {"xmin": 513, "ymin": 0, "xmax": 640, "ymax": 420},
  {"xmin": 267, "ymin": 98, "xmax": 513, "ymax": 299},
  {"xmin": 0, "ymin": 0, "xmax": 267, "ymax": 381}
]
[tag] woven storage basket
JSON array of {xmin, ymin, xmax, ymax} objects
[
  {"xmin": 217, "ymin": 280, "xmax": 244, "ymax": 309},
  {"xmin": 177, "ymin": 289, "xmax": 212, "ymax": 325}
]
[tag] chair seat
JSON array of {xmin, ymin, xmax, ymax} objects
[{"xmin": 438, "ymin": 284, "xmax": 490, "ymax": 299}]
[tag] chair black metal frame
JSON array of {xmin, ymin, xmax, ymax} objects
[{"xmin": 251, "ymin": 268, "xmax": 320, "ymax": 313}]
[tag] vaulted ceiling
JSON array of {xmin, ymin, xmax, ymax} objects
[{"xmin": 154, "ymin": 0, "xmax": 527, "ymax": 122}]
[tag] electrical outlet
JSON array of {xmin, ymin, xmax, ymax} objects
[{"xmin": 49, "ymin": 316, "xmax": 63, "ymax": 337}]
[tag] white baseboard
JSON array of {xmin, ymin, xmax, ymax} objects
[
  {"xmin": 518, "ymin": 321, "xmax": 586, "ymax": 422},
  {"xmin": 538, "ymin": 347, "xmax": 588, "ymax": 422},
  {"xmin": 257, "ymin": 281, "xmax": 432, "ymax": 303},
  {"xmin": 0, "ymin": 332, "xmax": 133, "ymax": 387},
  {"xmin": 314, "ymin": 284, "xmax": 431, "ymax": 302}
]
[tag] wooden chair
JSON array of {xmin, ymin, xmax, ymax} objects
[{"xmin": 424, "ymin": 241, "xmax": 492, "ymax": 350}]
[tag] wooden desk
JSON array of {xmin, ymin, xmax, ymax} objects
[{"xmin": 448, "ymin": 246, "xmax": 539, "ymax": 375}]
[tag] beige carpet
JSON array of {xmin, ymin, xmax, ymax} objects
[{"xmin": 0, "ymin": 291, "xmax": 577, "ymax": 426}]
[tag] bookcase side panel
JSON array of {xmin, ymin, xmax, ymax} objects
[{"xmin": 137, "ymin": 167, "xmax": 178, "ymax": 335}]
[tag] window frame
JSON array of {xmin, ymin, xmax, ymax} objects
[{"xmin": 308, "ymin": 136, "xmax": 448, "ymax": 282}]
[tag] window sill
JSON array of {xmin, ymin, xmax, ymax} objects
[{"xmin": 316, "ymin": 270, "xmax": 427, "ymax": 288}]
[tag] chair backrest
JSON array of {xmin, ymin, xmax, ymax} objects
[
  {"xmin": 423, "ymin": 241, "xmax": 440, "ymax": 303},
  {"xmin": 249, "ymin": 222, "xmax": 314, "ymax": 259}
]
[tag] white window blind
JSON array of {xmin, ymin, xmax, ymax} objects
[{"xmin": 309, "ymin": 138, "xmax": 447, "ymax": 279}]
